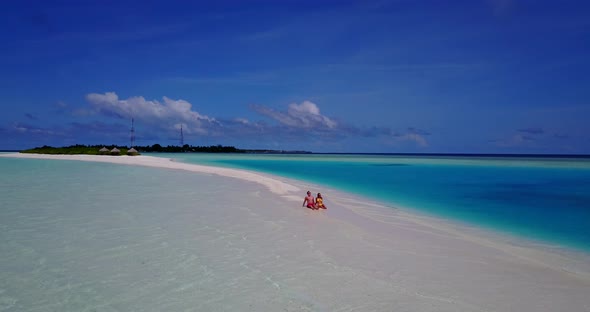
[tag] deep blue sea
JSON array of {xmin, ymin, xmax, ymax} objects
[{"xmin": 162, "ymin": 153, "xmax": 590, "ymax": 252}]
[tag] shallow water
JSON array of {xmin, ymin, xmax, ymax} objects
[
  {"xmin": 0, "ymin": 157, "xmax": 301, "ymax": 310},
  {"xmin": 163, "ymin": 153, "xmax": 590, "ymax": 251}
]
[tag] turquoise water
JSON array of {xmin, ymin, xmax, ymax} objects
[
  {"xmin": 0, "ymin": 156, "xmax": 292, "ymax": 310},
  {"xmin": 163, "ymin": 153, "xmax": 590, "ymax": 251}
]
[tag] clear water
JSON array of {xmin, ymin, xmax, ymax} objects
[
  {"xmin": 0, "ymin": 156, "xmax": 295, "ymax": 310},
  {"xmin": 163, "ymin": 153, "xmax": 590, "ymax": 252}
]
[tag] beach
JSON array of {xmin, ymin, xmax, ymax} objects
[{"xmin": 1, "ymin": 153, "xmax": 589, "ymax": 311}]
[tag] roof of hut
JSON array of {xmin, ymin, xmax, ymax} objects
[
  {"xmin": 127, "ymin": 148, "xmax": 138, "ymax": 153},
  {"xmin": 99, "ymin": 147, "xmax": 109, "ymax": 152},
  {"xmin": 110, "ymin": 147, "xmax": 120, "ymax": 152}
]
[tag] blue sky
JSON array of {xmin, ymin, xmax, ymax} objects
[{"xmin": 1, "ymin": 0, "xmax": 589, "ymax": 153}]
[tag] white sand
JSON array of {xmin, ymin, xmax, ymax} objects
[{"xmin": 2, "ymin": 153, "xmax": 590, "ymax": 311}]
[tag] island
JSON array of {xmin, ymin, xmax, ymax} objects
[{"xmin": 19, "ymin": 144, "xmax": 312, "ymax": 155}]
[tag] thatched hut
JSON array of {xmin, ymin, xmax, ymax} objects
[
  {"xmin": 98, "ymin": 147, "xmax": 109, "ymax": 155},
  {"xmin": 127, "ymin": 147, "xmax": 139, "ymax": 156},
  {"xmin": 110, "ymin": 147, "xmax": 121, "ymax": 155}
]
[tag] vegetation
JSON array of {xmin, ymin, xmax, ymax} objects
[
  {"xmin": 20, "ymin": 144, "xmax": 127, "ymax": 155},
  {"xmin": 20, "ymin": 144, "xmax": 311, "ymax": 155},
  {"xmin": 139, "ymin": 144, "xmax": 243, "ymax": 153}
]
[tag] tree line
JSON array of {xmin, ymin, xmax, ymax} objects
[
  {"xmin": 138, "ymin": 144, "xmax": 243, "ymax": 153},
  {"xmin": 19, "ymin": 144, "xmax": 310, "ymax": 154}
]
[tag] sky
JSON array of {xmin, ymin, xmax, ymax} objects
[{"xmin": 1, "ymin": 0, "xmax": 589, "ymax": 153}]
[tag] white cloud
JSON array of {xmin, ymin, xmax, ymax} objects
[
  {"xmin": 289, "ymin": 101, "xmax": 337, "ymax": 128},
  {"xmin": 86, "ymin": 92, "xmax": 216, "ymax": 134},
  {"xmin": 253, "ymin": 100, "xmax": 337, "ymax": 129},
  {"xmin": 234, "ymin": 118, "xmax": 250, "ymax": 125},
  {"xmin": 77, "ymin": 92, "xmax": 430, "ymax": 149},
  {"xmin": 400, "ymin": 133, "xmax": 428, "ymax": 147}
]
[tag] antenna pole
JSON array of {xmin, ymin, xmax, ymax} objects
[
  {"xmin": 130, "ymin": 118, "xmax": 135, "ymax": 147},
  {"xmin": 180, "ymin": 124, "xmax": 184, "ymax": 146}
]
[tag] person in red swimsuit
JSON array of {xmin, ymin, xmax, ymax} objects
[{"xmin": 302, "ymin": 191, "xmax": 316, "ymax": 209}]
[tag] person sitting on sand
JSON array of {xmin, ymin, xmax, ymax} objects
[
  {"xmin": 315, "ymin": 193, "xmax": 327, "ymax": 209},
  {"xmin": 302, "ymin": 191, "xmax": 316, "ymax": 209}
]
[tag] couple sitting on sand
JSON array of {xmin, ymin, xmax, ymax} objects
[{"xmin": 302, "ymin": 191, "xmax": 327, "ymax": 210}]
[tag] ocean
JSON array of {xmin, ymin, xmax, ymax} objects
[{"xmin": 162, "ymin": 153, "xmax": 590, "ymax": 252}]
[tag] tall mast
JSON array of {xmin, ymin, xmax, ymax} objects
[
  {"xmin": 130, "ymin": 118, "xmax": 135, "ymax": 147},
  {"xmin": 180, "ymin": 124, "xmax": 184, "ymax": 146}
]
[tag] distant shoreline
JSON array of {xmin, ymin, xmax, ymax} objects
[
  {"xmin": 17, "ymin": 144, "xmax": 312, "ymax": 155},
  {"xmin": 5, "ymin": 148, "xmax": 589, "ymax": 158}
]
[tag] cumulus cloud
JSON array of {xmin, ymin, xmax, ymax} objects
[
  {"xmin": 232, "ymin": 117, "xmax": 266, "ymax": 132},
  {"xmin": 85, "ymin": 92, "xmax": 217, "ymax": 134},
  {"xmin": 250, "ymin": 102, "xmax": 429, "ymax": 147},
  {"xmin": 288, "ymin": 101, "xmax": 337, "ymax": 128},
  {"xmin": 252, "ymin": 100, "xmax": 337, "ymax": 129},
  {"xmin": 355, "ymin": 126, "xmax": 430, "ymax": 146},
  {"xmin": 399, "ymin": 127, "xmax": 430, "ymax": 147},
  {"xmin": 17, "ymin": 92, "xmax": 429, "ymax": 149},
  {"xmin": 402, "ymin": 133, "xmax": 428, "ymax": 146},
  {"xmin": 234, "ymin": 118, "xmax": 250, "ymax": 125}
]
